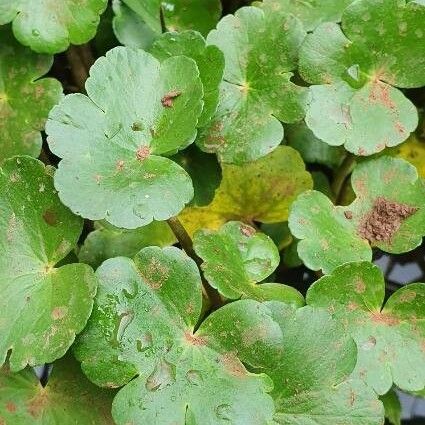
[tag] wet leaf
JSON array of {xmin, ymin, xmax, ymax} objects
[
  {"xmin": 299, "ymin": 0, "xmax": 425, "ymax": 155},
  {"xmin": 180, "ymin": 146, "xmax": 313, "ymax": 236},
  {"xmin": 151, "ymin": 30, "xmax": 224, "ymax": 126},
  {"xmin": 202, "ymin": 300, "xmax": 384, "ymax": 425},
  {"xmin": 46, "ymin": 46, "xmax": 203, "ymax": 229},
  {"xmin": 0, "ymin": 27, "xmax": 62, "ymax": 162},
  {"xmin": 0, "ymin": 157, "xmax": 97, "ymax": 371},
  {"xmin": 78, "ymin": 221, "xmax": 176, "ymax": 269},
  {"xmin": 197, "ymin": 6, "xmax": 309, "ymax": 164},
  {"xmin": 0, "ymin": 0, "xmax": 107, "ymax": 53},
  {"xmin": 289, "ymin": 156, "xmax": 425, "ymax": 273},
  {"xmin": 0, "ymin": 355, "xmax": 115, "ymax": 424},
  {"xmin": 193, "ymin": 221, "xmax": 304, "ymax": 304},
  {"xmin": 74, "ymin": 247, "xmax": 275, "ymax": 424},
  {"xmin": 307, "ymin": 262, "xmax": 425, "ymax": 395}
]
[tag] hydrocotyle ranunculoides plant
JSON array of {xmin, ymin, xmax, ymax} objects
[
  {"xmin": 289, "ymin": 156, "xmax": 425, "ymax": 273},
  {"xmin": 299, "ymin": 0, "xmax": 425, "ymax": 155},
  {"xmin": 0, "ymin": 156, "xmax": 97, "ymax": 371},
  {"xmin": 47, "ymin": 46, "xmax": 204, "ymax": 229}
]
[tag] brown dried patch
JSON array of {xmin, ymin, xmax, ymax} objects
[
  {"xmin": 399, "ymin": 290, "xmax": 416, "ymax": 303},
  {"xmin": 5, "ymin": 401, "xmax": 16, "ymax": 413},
  {"xmin": 140, "ymin": 257, "xmax": 169, "ymax": 289},
  {"xmin": 348, "ymin": 301, "xmax": 358, "ymax": 311},
  {"xmin": 42, "ymin": 209, "xmax": 58, "ymax": 226},
  {"xmin": 240, "ymin": 224, "xmax": 255, "ymax": 237},
  {"xmin": 51, "ymin": 306, "xmax": 68, "ymax": 320},
  {"xmin": 116, "ymin": 160, "xmax": 125, "ymax": 171},
  {"xmin": 368, "ymin": 82, "xmax": 396, "ymax": 110},
  {"xmin": 161, "ymin": 90, "xmax": 181, "ymax": 107},
  {"xmin": 354, "ymin": 278, "xmax": 366, "ymax": 294},
  {"xmin": 395, "ymin": 121, "xmax": 406, "ymax": 135},
  {"xmin": 184, "ymin": 332, "xmax": 207, "ymax": 346},
  {"xmin": 344, "ymin": 210, "xmax": 353, "ymax": 220},
  {"xmin": 358, "ymin": 197, "xmax": 418, "ymax": 244},
  {"xmin": 26, "ymin": 388, "xmax": 49, "ymax": 418},
  {"xmin": 349, "ymin": 390, "xmax": 356, "ymax": 407},
  {"xmin": 370, "ymin": 311, "xmax": 400, "ymax": 326},
  {"xmin": 136, "ymin": 146, "xmax": 150, "ymax": 161},
  {"xmin": 219, "ymin": 352, "xmax": 246, "ymax": 377},
  {"xmin": 241, "ymin": 324, "xmax": 269, "ymax": 347}
]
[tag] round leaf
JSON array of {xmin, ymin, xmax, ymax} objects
[
  {"xmin": 0, "ymin": 356, "xmax": 114, "ymax": 424},
  {"xmin": 0, "ymin": 0, "xmax": 107, "ymax": 53},
  {"xmin": 197, "ymin": 6, "xmax": 309, "ymax": 164},
  {"xmin": 307, "ymin": 262, "xmax": 425, "ymax": 395},
  {"xmin": 0, "ymin": 27, "xmax": 62, "ymax": 162},
  {"xmin": 289, "ymin": 156, "xmax": 425, "ymax": 273},
  {"xmin": 46, "ymin": 46, "xmax": 204, "ymax": 229},
  {"xmin": 0, "ymin": 156, "xmax": 97, "ymax": 371},
  {"xmin": 74, "ymin": 247, "xmax": 275, "ymax": 424},
  {"xmin": 194, "ymin": 221, "xmax": 304, "ymax": 304}
]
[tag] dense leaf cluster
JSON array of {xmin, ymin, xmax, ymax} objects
[{"xmin": 0, "ymin": 0, "xmax": 424, "ymax": 424}]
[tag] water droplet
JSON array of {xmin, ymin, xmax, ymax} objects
[
  {"xmin": 145, "ymin": 359, "xmax": 176, "ymax": 391},
  {"xmin": 110, "ymin": 310, "xmax": 134, "ymax": 348},
  {"xmin": 186, "ymin": 369, "xmax": 203, "ymax": 386},
  {"xmin": 136, "ymin": 332, "xmax": 153, "ymax": 352},
  {"xmin": 122, "ymin": 281, "xmax": 138, "ymax": 299},
  {"xmin": 133, "ymin": 204, "xmax": 148, "ymax": 220},
  {"xmin": 32, "ymin": 29, "xmax": 40, "ymax": 36},
  {"xmin": 215, "ymin": 404, "xmax": 232, "ymax": 421}
]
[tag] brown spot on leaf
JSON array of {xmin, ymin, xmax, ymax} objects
[
  {"xmin": 161, "ymin": 90, "xmax": 181, "ymax": 107},
  {"xmin": 51, "ymin": 306, "xmax": 68, "ymax": 320},
  {"xmin": 139, "ymin": 257, "xmax": 169, "ymax": 289},
  {"xmin": 136, "ymin": 146, "xmax": 150, "ymax": 161},
  {"xmin": 399, "ymin": 290, "xmax": 416, "ymax": 302},
  {"xmin": 370, "ymin": 311, "xmax": 400, "ymax": 326},
  {"xmin": 184, "ymin": 332, "xmax": 207, "ymax": 346},
  {"xmin": 5, "ymin": 402, "xmax": 16, "ymax": 413},
  {"xmin": 219, "ymin": 352, "xmax": 246, "ymax": 377},
  {"xmin": 240, "ymin": 224, "xmax": 255, "ymax": 237},
  {"xmin": 344, "ymin": 210, "xmax": 353, "ymax": 220},
  {"xmin": 116, "ymin": 160, "xmax": 125, "ymax": 171},
  {"xmin": 26, "ymin": 388, "xmax": 48, "ymax": 418},
  {"xmin": 354, "ymin": 278, "xmax": 366, "ymax": 294},
  {"xmin": 348, "ymin": 301, "xmax": 358, "ymax": 311},
  {"xmin": 358, "ymin": 197, "xmax": 417, "ymax": 244},
  {"xmin": 42, "ymin": 209, "xmax": 58, "ymax": 226},
  {"xmin": 368, "ymin": 82, "xmax": 396, "ymax": 110}
]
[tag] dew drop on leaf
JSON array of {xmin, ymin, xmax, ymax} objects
[
  {"xmin": 215, "ymin": 404, "xmax": 232, "ymax": 421},
  {"xmin": 136, "ymin": 332, "xmax": 153, "ymax": 353},
  {"xmin": 185, "ymin": 369, "xmax": 203, "ymax": 386},
  {"xmin": 145, "ymin": 359, "xmax": 176, "ymax": 392}
]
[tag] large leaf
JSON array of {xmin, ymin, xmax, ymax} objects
[
  {"xmin": 74, "ymin": 247, "xmax": 275, "ymax": 424},
  {"xmin": 201, "ymin": 301, "xmax": 384, "ymax": 424},
  {"xmin": 180, "ymin": 146, "xmax": 313, "ymax": 236},
  {"xmin": 0, "ymin": 27, "xmax": 62, "ymax": 162},
  {"xmin": 299, "ymin": 0, "xmax": 424, "ymax": 155},
  {"xmin": 289, "ymin": 156, "xmax": 425, "ymax": 273},
  {"xmin": 78, "ymin": 220, "xmax": 176, "ymax": 269},
  {"xmin": 193, "ymin": 221, "xmax": 304, "ymax": 303},
  {"xmin": 307, "ymin": 262, "xmax": 425, "ymax": 395},
  {"xmin": 0, "ymin": 356, "xmax": 114, "ymax": 424},
  {"xmin": 151, "ymin": 30, "xmax": 224, "ymax": 127},
  {"xmin": 47, "ymin": 46, "xmax": 203, "ymax": 229},
  {"xmin": 0, "ymin": 157, "xmax": 97, "ymax": 371},
  {"xmin": 197, "ymin": 6, "xmax": 309, "ymax": 164},
  {"xmin": 0, "ymin": 0, "xmax": 107, "ymax": 53}
]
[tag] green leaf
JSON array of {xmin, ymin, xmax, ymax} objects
[
  {"xmin": 74, "ymin": 247, "xmax": 275, "ymax": 424},
  {"xmin": 202, "ymin": 301, "xmax": 384, "ymax": 424},
  {"xmin": 254, "ymin": 0, "xmax": 354, "ymax": 31},
  {"xmin": 180, "ymin": 146, "xmax": 313, "ymax": 236},
  {"xmin": 307, "ymin": 261, "xmax": 425, "ymax": 395},
  {"xmin": 0, "ymin": 0, "xmax": 107, "ymax": 53},
  {"xmin": 289, "ymin": 156, "xmax": 425, "ymax": 273},
  {"xmin": 78, "ymin": 220, "xmax": 176, "ymax": 269},
  {"xmin": 151, "ymin": 30, "xmax": 224, "ymax": 127},
  {"xmin": 193, "ymin": 221, "xmax": 304, "ymax": 304},
  {"xmin": 380, "ymin": 389, "xmax": 401, "ymax": 425},
  {"xmin": 299, "ymin": 0, "xmax": 425, "ymax": 155},
  {"xmin": 46, "ymin": 46, "xmax": 204, "ymax": 229},
  {"xmin": 0, "ymin": 27, "xmax": 62, "ymax": 162},
  {"xmin": 0, "ymin": 355, "xmax": 115, "ymax": 424},
  {"xmin": 0, "ymin": 156, "xmax": 97, "ymax": 371},
  {"xmin": 197, "ymin": 6, "xmax": 309, "ymax": 164}
]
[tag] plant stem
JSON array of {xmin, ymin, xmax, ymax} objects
[
  {"xmin": 167, "ymin": 217, "xmax": 223, "ymax": 308},
  {"xmin": 331, "ymin": 153, "xmax": 356, "ymax": 204},
  {"xmin": 66, "ymin": 44, "xmax": 94, "ymax": 92}
]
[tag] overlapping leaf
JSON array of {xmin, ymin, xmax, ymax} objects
[
  {"xmin": 78, "ymin": 220, "xmax": 176, "ymax": 269},
  {"xmin": 289, "ymin": 156, "xmax": 425, "ymax": 273},
  {"xmin": 151, "ymin": 31, "xmax": 224, "ymax": 126},
  {"xmin": 0, "ymin": 27, "xmax": 62, "ymax": 162},
  {"xmin": 0, "ymin": 356, "xmax": 114, "ymax": 424},
  {"xmin": 197, "ymin": 6, "xmax": 309, "ymax": 163},
  {"xmin": 74, "ymin": 247, "xmax": 275, "ymax": 424},
  {"xmin": 381, "ymin": 390, "xmax": 401, "ymax": 425},
  {"xmin": 0, "ymin": 0, "xmax": 107, "ymax": 53},
  {"xmin": 307, "ymin": 262, "xmax": 425, "ymax": 395},
  {"xmin": 299, "ymin": 0, "xmax": 424, "ymax": 155},
  {"xmin": 180, "ymin": 146, "xmax": 313, "ymax": 236},
  {"xmin": 193, "ymin": 221, "xmax": 304, "ymax": 303},
  {"xmin": 0, "ymin": 157, "xmax": 97, "ymax": 371},
  {"xmin": 201, "ymin": 301, "xmax": 384, "ymax": 424},
  {"xmin": 47, "ymin": 46, "xmax": 203, "ymax": 229},
  {"xmin": 390, "ymin": 134, "xmax": 425, "ymax": 178}
]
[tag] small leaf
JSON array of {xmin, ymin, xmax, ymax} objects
[
  {"xmin": 0, "ymin": 156, "xmax": 97, "ymax": 371},
  {"xmin": 0, "ymin": 27, "xmax": 62, "ymax": 162},
  {"xmin": 78, "ymin": 220, "xmax": 176, "ymax": 269},
  {"xmin": 197, "ymin": 6, "xmax": 309, "ymax": 164},
  {"xmin": 307, "ymin": 261, "xmax": 425, "ymax": 395},
  {"xmin": 0, "ymin": 0, "xmax": 107, "ymax": 53},
  {"xmin": 74, "ymin": 247, "xmax": 275, "ymax": 424},
  {"xmin": 289, "ymin": 156, "xmax": 425, "ymax": 273},
  {"xmin": 380, "ymin": 389, "xmax": 401, "ymax": 425},
  {"xmin": 0, "ymin": 355, "xmax": 115, "ymax": 424},
  {"xmin": 390, "ymin": 134, "xmax": 425, "ymax": 178},
  {"xmin": 47, "ymin": 46, "xmax": 204, "ymax": 229},
  {"xmin": 180, "ymin": 146, "xmax": 313, "ymax": 236},
  {"xmin": 151, "ymin": 30, "xmax": 225, "ymax": 126},
  {"xmin": 193, "ymin": 221, "xmax": 304, "ymax": 304},
  {"xmin": 299, "ymin": 0, "xmax": 425, "ymax": 155}
]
